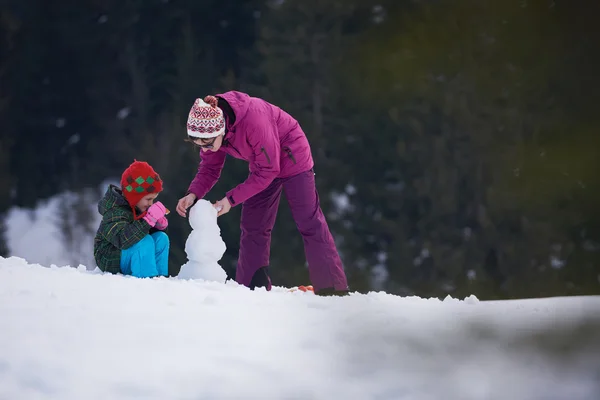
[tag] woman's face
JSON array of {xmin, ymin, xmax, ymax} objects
[{"xmin": 194, "ymin": 134, "xmax": 223, "ymax": 153}]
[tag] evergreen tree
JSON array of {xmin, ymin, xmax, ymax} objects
[{"xmin": 337, "ymin": 0, "xmax": 600, "ymax": 298}]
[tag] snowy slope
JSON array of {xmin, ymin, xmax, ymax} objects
[
  {"xmin": 1, "ymin": 257, "xmax": 599, "ymax": 400},
  {"xmin": 5, "ymin": 184, "xmax": 109, "ymax": 269}
]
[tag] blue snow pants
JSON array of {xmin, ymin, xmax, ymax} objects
[{"xmin": 120, "ymin": 231, "xmax": 169, "ymax": 278}]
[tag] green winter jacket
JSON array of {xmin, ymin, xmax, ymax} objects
[{"xmin": 93, "ymin": 184, "xmax": 154, "ymax": 274}]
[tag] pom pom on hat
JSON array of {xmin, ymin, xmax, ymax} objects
[
  {"xmin": 187, "ymin": 98, "xmax": 225, "ymax": 139},
  {"xmin": 120, "ymin": 160, "xmax": 163, "ymax": 220}
]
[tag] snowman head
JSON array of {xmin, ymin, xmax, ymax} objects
[{"xmin": 188, "ymin": 199, "xmax": 218, "ymax": 230}]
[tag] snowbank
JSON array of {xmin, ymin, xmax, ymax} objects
[{"xmin": 0, "ymin": 256, "xmax": 599, "ymax": 400}]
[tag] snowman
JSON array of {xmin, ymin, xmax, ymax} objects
[{"xmin": 177, "ymin": 199, "xmax": 228, "ymax": 282}]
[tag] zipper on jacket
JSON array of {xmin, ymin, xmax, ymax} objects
[
  {"xmin": 261, "ymin": 147, "xmax": 271, "ymax": 164},
  {"xmin": 283, "ymin": 146, "xmax": 296, "ymax": 164}
]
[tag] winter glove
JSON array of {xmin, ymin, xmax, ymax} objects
[
  {"xmin": 154, "ymin": 216, "xmax": 168, "ymax": 230},
  {"xmin": 142, "ymin": 201, "xmax": 167, "ymax": 227}
]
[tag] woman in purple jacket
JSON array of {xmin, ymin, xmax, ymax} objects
[{"xmin": 176, "ymin": 91, "xmax": 349, "ymax": 296}]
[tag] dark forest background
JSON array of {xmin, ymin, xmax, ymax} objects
[{"xmin": 1, "ymin": 0, "xmax": 599, "ymax": 299}]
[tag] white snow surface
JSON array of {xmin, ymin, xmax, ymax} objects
[{"xmin": 1, "ymin": 257, "xmax": 600, "ymax": 400}]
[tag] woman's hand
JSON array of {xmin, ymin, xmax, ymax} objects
[
  {"xmin": 214, "ymin": 196, "xmax": 231, "ymax": 217},
  {"xmin": 176, "ymin": 193, "xmax": 197, "ymax": 217}
]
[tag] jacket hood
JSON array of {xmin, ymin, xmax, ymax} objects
[
  {"xmin": 98, "ymin": 184, "xmax": 130, "ymax": 216},
  {"xmin": 216, "ymin": 91, "xmax": 251, "ymax": 131}
]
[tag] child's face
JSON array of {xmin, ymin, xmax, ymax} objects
[{"xmin": 136, "ymin": 193, "xmax": 159, "ymax": 213}]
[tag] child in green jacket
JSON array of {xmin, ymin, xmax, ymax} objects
[{"xmin": 93, "ymin": 160, "xmax": 170, "ymax": 278}]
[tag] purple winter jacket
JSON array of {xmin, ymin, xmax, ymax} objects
[{"xmin": 187, "ymin": 91, "xmax": 314, "ymax": 207}]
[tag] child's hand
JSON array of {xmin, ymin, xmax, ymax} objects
[
  {"xmin": 143, "ymin": 201, "xmax": 167, "ymax": 227},
  {"xmin": 155, "ymin": 216, "xmax": 168, "ymax": 230},
  {"xmin": 214, "ymin": 197, "xmax": 231, "ymax": 217}
]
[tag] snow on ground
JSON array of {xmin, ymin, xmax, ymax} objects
[{"xmin": 1, "ymin": 257, "xmax": 599, "ymax": 400}]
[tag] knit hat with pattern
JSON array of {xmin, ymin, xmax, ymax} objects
[
  {"xmin": 186, "ymin": 98, "xmax": 225, "ymax": 139},
  {"xmin": 120, "ymin": 160, "xmax": 163, "ymax": 220}
]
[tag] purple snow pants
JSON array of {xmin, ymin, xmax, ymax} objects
[{"xmin": 236, "ymin": 169, "xmax": 349, "ymax": 292}]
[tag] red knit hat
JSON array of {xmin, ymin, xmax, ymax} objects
[{"xmin": 120, "ymin": 160, "xmax": 163, "ymax": 220}]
